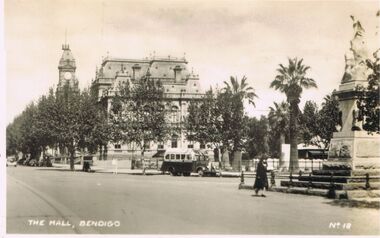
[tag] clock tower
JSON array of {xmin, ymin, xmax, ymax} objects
[{"xmin": 57, "ymin": 44, "xmax": 78, "ymax": 90}]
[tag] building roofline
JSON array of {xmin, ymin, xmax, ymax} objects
[{"xmin": 101, "ymin": 56, "xmax": 188, "ymax": 66}]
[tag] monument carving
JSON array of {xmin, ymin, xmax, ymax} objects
[{"xmin": 341, "ymin": 16, "xmax": 371, "ymax": 83}]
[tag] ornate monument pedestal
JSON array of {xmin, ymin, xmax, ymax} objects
[
  {"xmin": 324, "ymin": 130, "xmax": 380, "ymax": 171},
  {"xmin": 281, "ymin": 17, "xmax": 380, "ymax": 198}
]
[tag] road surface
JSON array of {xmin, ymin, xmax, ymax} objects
[{"xmin": 6, "ymin": 166, "xmax": 380, "ymax": 235}]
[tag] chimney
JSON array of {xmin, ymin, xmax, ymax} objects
[
  {"xmin": 132, "ymin": 64, "xmax": 141, "ymax": 80},
  {"xmin": 174, "ymin": 65, "xmax": 182, "ymax": 83}
]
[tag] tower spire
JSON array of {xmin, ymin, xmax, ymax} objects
[{"xmin": 62, "ymin": 29, "xmax": 69, "ymax": 50}]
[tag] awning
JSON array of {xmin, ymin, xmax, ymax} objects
[
  {"xmin": 308, "ymin": 150, "xmax": 328, "ymax": 158},
  {"xmin": 152, "ymin": 150, "xmax": 166, "ymax": 158}
]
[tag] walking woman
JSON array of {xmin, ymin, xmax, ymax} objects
[{"xmin": 253, "ymin": 156, "xmax": 268, "ymax": 197}]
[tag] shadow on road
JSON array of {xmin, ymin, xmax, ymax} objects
[{"xmin": 323, "ymin": 199, "xmax": 380, "ymax": 209}]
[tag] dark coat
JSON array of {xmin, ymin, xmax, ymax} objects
[{"xmin": 253, "ymin": 161, "xmax": 268, "ymax": 190}]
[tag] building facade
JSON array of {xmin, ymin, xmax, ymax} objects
[{"xmin": 91, "ymin": 55, "xmax": 206, "ymax": 158}]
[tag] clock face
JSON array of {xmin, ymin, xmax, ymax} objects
[{"xmin": 64, "ymin": 72, "xmax": 72, "ymax": 80}]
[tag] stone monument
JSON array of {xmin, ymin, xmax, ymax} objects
[{"xmin": 323, "ymin": 16, "xmax": 380, "ymax": 172}]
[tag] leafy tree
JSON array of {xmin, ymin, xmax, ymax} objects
[
  {"xmin": 77, "ymin": 88, "xmax": 110, "ymax": 155},
  {"xmin": 185, "ymin": 89, "xmax": 224, "ymax": 160},
  {"xmin": 109, "ymin": 77, "xmax": 170, "ymax": 158},
  {"xmin": 34, "ymin": 89, "xmax": 59, "ymax": 157},
  {"xmin": 300, "ymin": 101, "xmax": 319, "ymax": 144},
  {"xmin": 317, "ymin": 93, "xmax": 340, "ymax": 149},
  {"xmin": 6, "ymin": 115, "xmax": 23, "ymax": 156},
  {"xmin": 357, "ymin": 51, "xmax": 380, "ymax": 133},
  {"xmin": 53, "ymin": 84, "xmax": 83, "ymax": 170},
  {"xmin": 270, "ymin": 58, "xmax": 317, "ymax": 172},
  {"xmin": 245, "ymin": 116, "xmax": 269, "ymax": 158},
  {"xmin": 19, "ymin": 103, "xmax": 43, "ymax": 159}
]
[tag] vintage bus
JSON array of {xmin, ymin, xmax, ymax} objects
[{"xmin": 160, "ymin": 149, "xmax": 217, "ymax": 177}]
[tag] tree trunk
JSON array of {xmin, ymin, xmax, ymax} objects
[
  {"xmin": 103, "ymin": 144, "xmax": 108, "ymax": 160},
  {"xmin": 289, "ymin": 101, "xmax": 299, "ymax": 172},
  {"xmin": 99, "ymin": 145, "xmax": 103, "ymax": 160},
  {"xmin": 69, "ymin": 146, "xmax": 75, "ymax": 171},
  {"xmin": 222, "ymin": 148, "xmax": 231, "ymax": 170},
  {"xmin": 279, "ymin": 134, "xmax": 285, "ymax": 168},
  {"xmin": 217, "ymin": 146, "xmax": 222, "ymax": 169},
  {"xmin": 232, "ymin": 150, "xmax": 242, "ymax": 172}
]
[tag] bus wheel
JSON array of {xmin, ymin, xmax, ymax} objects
[
  {"xmin": 197, "ymin": 168, "xmax": 204, "ymax": 177},
  {"xmin": 168, "ymin": 167, "xmax": 175, "ymax": 176}
]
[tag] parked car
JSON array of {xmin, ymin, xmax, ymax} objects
[
  {"xmin": 27, "ymin": 159, "xmax": 38, "ymax": 166},
  {"xmin": 17, "ymin": 157, "xmax": 26, "ymax": 165},
  {"xmin": 38, "ymin": 156, "xmax": 53, "ymax": 167},
  {"xmin": 6, "ymin": 158, "xmax": 17, "ymax": 167}
]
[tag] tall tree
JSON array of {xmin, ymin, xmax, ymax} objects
[
  {"xmin": 245, "ymin": 116, "xmax": 269, "ymax": 158},
  {"xmin": 222, "ymin": 76, "xmax": 257, "ymax": 170},
  {"xmin": 77, "ymin": 88, "xmax": 110, "ymax": 154},
  {"xmin": 268, "ymin": 101, "xmax": 289, "ymax": 161},
  {"xmin": 6, "ymin": 115, "xmax": 23, "ymax": 157},
  {"xmin": 109, "ymin": 77, "xmax": 170, "ymax": 158},
  {"xmin": 53, "ymin": 84, "xmax": 83, "ymax": 170},
  {"xmin": 317, "ymin": 93, "xmax": 340, "ymax": 149},
  {"xmin": 300, "ymin": 100, "xmax": 319, "ymax": 145},
  {"xmin": 185, "ymin": 88, "xmax": 225, "ymax": 163},
  {"xmin": 270, "ymin": 58, "xmax": 317, "ymax": 171},
  {"xmin": 357, "ymin": 50, "xmax": 380, "ymax": 133}
]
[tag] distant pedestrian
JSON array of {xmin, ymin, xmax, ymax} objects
[
  {"xmin": 112, "ymin": 158, "xmax": 118, "ymax": 175},
  {"xmin": 253, "ymin": 156, "xmax": 268, "ymax": 197}
]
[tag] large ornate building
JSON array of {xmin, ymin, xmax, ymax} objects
[{"xmin": 91, "ymin": 55, "xmax": 206, "ymax": 157}]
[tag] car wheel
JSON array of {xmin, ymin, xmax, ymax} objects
[{"xmin": 168, "ymin": 167, "xmax": 175, "ymax": 176}]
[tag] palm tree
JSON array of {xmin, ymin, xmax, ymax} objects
[
  {"xmin": 223, "ymin": 76, "xmax": 257, "ymax": 171},
  {"xmin": 268, "ymin": 101, "xmax": 289, "ymax": 167},
  {"xmin": 270, "ymin": 58, "xmax": 317, "ymax": 172},
  {"xmin": 223, "ymin": 76, "xmax": 257, "ymax": 106}
]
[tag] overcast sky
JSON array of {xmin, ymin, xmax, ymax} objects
[{"xmin": 4, "ymin": 0, "xmax": 380, "ymax": 124}]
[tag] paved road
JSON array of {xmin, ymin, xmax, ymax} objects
[{"xmin": 6, "ymin": 166, "xmax": 380, "ymax": 235}]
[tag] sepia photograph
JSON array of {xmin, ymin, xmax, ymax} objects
[{"xmin": 2, "ymin": 0, "xmax": 380, "ymax": 236}]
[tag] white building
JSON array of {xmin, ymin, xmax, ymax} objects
[{"xmin": 91, "ymin": 55, "xmax": 208, "ymax": 159}]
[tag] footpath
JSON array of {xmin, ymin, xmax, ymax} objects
[
  {"xmin": 50, "ymin": 163, "xmax": 380, "ymax": 208},
  {"xmin": 51, "ymin": 163, "xmax": 243, "ymax": 176}
]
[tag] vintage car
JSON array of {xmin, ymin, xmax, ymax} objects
[
  {"xmin": 6, "ymin": 157, "xmax": 17, "ymax": 167},
  {"xmin": 160, "ymin": 149, "xmax": 217, "ymax": 177}
]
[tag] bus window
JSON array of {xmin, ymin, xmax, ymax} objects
[
  {"xmin": 181, "ymin": 154, "xmax": 186, "ymax": 160},
  {"xmin": 176, "ymin": 154, "xmax": 181, "ymax": 160},
  {"xmin": 170, "ymin": 154, "xmax": 175, "ymax": 160},
  {"xmin": 165, "ymin": 155, "xmax": 169, "ymax": 160},
  {"xmin": 187, "ymin": 154, "xmax": 191, "ymax": 160}
]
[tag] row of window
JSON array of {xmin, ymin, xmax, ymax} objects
[{"xmin": 113, "ymin": 143, "xmax": 205, "ymax": 150}]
